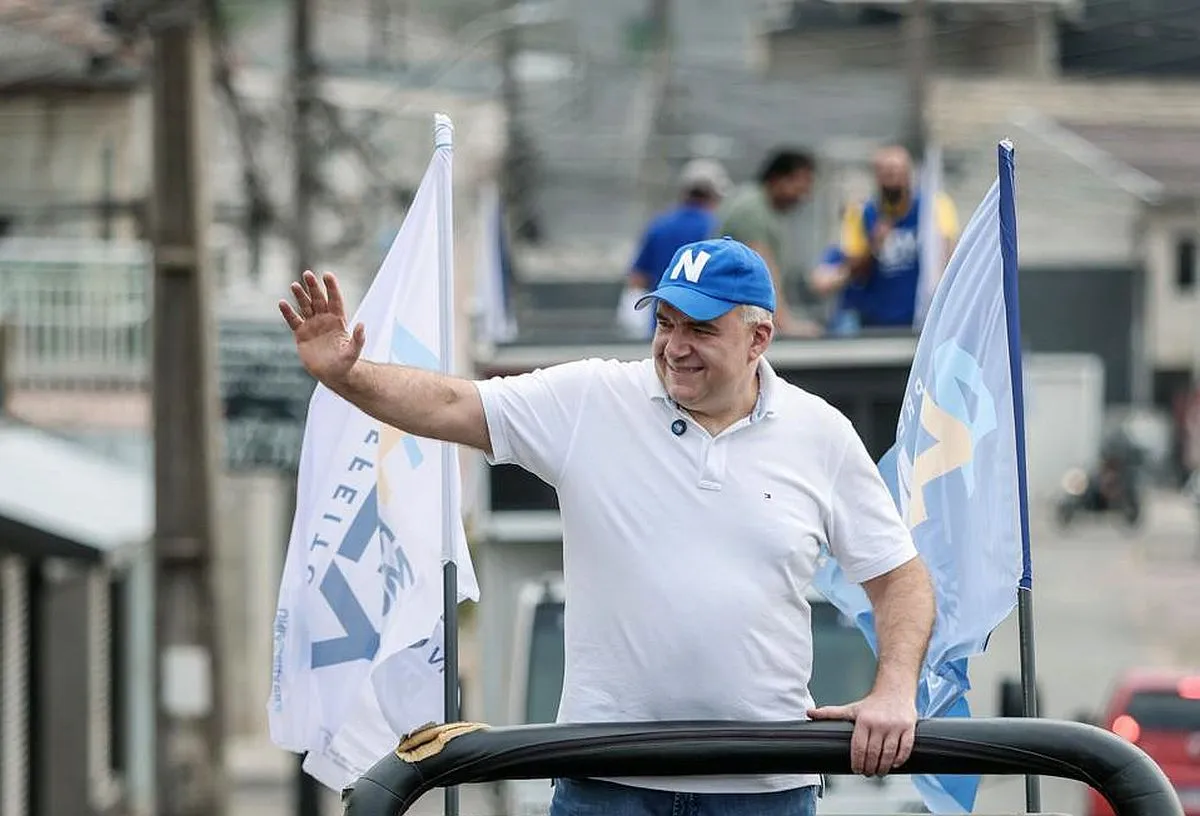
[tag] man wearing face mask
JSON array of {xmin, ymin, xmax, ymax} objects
[{"xmin": 837, "ymin": 145, "xmax": 958, "ymax": 328}]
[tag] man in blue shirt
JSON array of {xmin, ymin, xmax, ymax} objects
[{"xmin": 616, "ymin": 159, "xmax": 732, "ymax": 338}]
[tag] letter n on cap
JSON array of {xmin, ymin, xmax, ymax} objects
[{"xmin": 669, "ymin": 249, "xmax": 710, "ymax": 283}]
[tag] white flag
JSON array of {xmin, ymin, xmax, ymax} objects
[
  {"xmin": 267, "ymin": 131, "xmax": 480, "ymax": 791},
  {"xmin": 914, "ymin": 142, "xmax": 945, "ymax": 331},
  {"xmin": 474, "ymin": 182, "xmax": 517, "ymax": 345}
]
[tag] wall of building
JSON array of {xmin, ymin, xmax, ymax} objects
[
  {"xmin": 1143, "ymin": 207, "xmax": 1200, "ymax": 372},
  {"xmin": 766, "ymin": 7, "xmax": 1060, "ymax": 81},
  {"xmin": 0, "ymin": 90, "xmax": 142, "ymax": 239}
]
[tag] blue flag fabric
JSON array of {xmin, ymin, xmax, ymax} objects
[{"xmin": 812, "ymin": 142, "xmax": 1030, "ymax": 813}]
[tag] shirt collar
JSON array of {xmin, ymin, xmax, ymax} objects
[{"xmin": 642, "ymin": 356, "xmax": 780, "ymax": 422}]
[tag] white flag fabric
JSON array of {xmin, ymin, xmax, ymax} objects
[
  {"xmin": 914, "ymin": 142, "xmax": 945, "ymax": 331},
  {"xmin": 268, "ymin": 138, "xmax": 480, "ymax": 791},
  {"xmin": 474, "ymin": 182, "xmax": 517, "ymax": 345}
]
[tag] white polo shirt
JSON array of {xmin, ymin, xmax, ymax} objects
[{"xmin": 475, "ymin": 357, "xmax": 917, "ymax": 794}]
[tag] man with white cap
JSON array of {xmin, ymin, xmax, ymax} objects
[
  {"xmin": 279, "ymin": 238, "xmax": 936, "ymax": 816},
  {"xmin": 616, "ymin": 158, "xmax": 733, "ymax": 339}
]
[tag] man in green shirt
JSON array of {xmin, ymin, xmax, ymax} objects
[{"xmin": 717, "ymin": 148, "xmax": 821, "ymax": 337}]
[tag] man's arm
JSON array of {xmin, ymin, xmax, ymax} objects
[
  {"xmin": 840, "ymin": 203, "xmax": 874, "ymax": 282},
  {"xmin": 861, "ymin": 556, "xmax": 935, "ymax": 700},
  {"xmin": 936, "ymin": 193, "xmax": 960, "ymax": 269},
  {"xmin": 744, "ymin": 240, "xmax": 789, "ymax": 308},
  {"xmin": 809, "ymin": 556, "xmax": 934, "ymax": 776},
  {"xmin": 807, "ymin": 419, "xmax": 936, "ymax": 776},
  {"xmin": 281, "ymin": 269, "xmax": 493, "ymax": 455},
  {"xmin": 332, "ymin": 362, "xmax": 492, "ymax": 455},
  {"xmin": 627, "ymin": 222, "xmax": 659, "ymax": 292},
  {"xmin": 809, "ymin": 246, "xmax": 850, "ymax": 298},
  {"xmin": 742, "ymin": 239, "xmax": 823, "ymax": 337}
]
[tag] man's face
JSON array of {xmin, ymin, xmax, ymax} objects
[
  {"xmin": 651, "ymin": 302, "xmax": 771, "ymax": 416},
  {"xmin": 768, "ymin": 168, "xmax": 814, "ymax": 212},
  {"xmin": 874, "ymin": 150, "xmax": 912, "ymax": 207}
]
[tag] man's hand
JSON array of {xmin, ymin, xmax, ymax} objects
[
  {"xmin": 277, "ymin": 269, "xmax": 491, "ymax": 452},
  {"xmin": 870, "ymin": 220, "xmax": 892, "ymax": 252},
  {"xmin": 279, "ymin": 270, "xmax": 365, "ymax": 388},
  {"xmin": 807, "ymin": 689, "xmax": 918, "ymax": 776}
]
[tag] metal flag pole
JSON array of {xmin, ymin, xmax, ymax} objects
[
  {"xmin": 998, "ymin": 139, "xmax": 1042, "ymax": 813},
  {"xmin": 433, "ymin": 112, "xmax": 461, "ymax": 816}
]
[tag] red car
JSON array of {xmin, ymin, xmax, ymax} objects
[{"xmin": 1086, "ymin": 669, "xmax": 1200, "ymax": 816}]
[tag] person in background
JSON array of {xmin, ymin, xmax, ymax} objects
[
  {"xmin": 716, "ymin": 148, "xmax": 823, "ymax": 338},
  {"xmin": 616, "ymin": 159, "xmax": 732, "ymax": 339},
  {"xmin": 808, "ymin": 240, "xmax": 862, "ymax": 336},
  {"xmin": 838, "ymin": 145, "xmax": 959, "ymax": 329}
]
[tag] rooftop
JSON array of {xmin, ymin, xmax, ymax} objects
[
  {"xmin": 0, "ymin": 2, "xmax": 142, "ymax": 90},
  {"xmin": 0, "ymin": 415, "xmax": 151, "ymax": 563},
  {"xmin": 1058, "ymin": 120, "xmax": 1200, "ymax": 202}
]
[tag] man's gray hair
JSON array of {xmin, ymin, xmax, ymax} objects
[{"xmin": 740, "ymin": 304, "xmax": 774, "ymax": 326}]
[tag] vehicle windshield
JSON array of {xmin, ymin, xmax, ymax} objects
[
  {"xmin": 808, "ymin": 600, "xmax": 877, "ymax": 707},
  {"xmin": 1126, "ymin": 690, "xmax": 1200, "ymax": 731},
  {"xmin": 525, "ymin": 598, "xmax": 566, "ymax": 724},
  {"xmin": 523, "ymin": 597, "xmax": 877, "ymax": 721}
]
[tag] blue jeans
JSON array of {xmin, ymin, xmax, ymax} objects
[{"xmin": 549, "ymin": 777, "xmax": 819, "ymax": 816}]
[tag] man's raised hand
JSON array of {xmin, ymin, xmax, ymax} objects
[{"xmin": 278, "ymin": 270, "xmax": 366, "ymax": 386}]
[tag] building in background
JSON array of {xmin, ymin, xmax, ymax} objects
[{"xmin": 0, "ymin": 0, "xmax": 504, "ymax": 751}]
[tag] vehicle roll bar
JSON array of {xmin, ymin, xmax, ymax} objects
[{"xmin": 341, "ymin": 718, "xmax": 1183, "ymax": 816}]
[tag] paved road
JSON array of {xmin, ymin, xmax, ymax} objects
[
  {"xmin": 968, "ymin": 490, "xmax": 1200, "ymax": 816},
  {"xmin": 229, "ymin": 490, "xmax": 1200, "ymax": 816}
]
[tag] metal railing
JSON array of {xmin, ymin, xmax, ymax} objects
[
  {"xmin": 341, "ymin": 718, "xmax": 1184, "ymax": 816},
  {"xmin": 0, "ymin": 238, "xmax": 150, "ymax": 389}
]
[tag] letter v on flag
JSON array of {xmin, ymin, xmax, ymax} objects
[
  {"xmin": 811, "ymin": 141, "xmax": 1031, "ymax": 814},
  {"xmin": 267, "ymin": 126, "xmax": 480, "ymax": 792}
]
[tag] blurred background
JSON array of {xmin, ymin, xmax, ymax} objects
[{"xmin": 1, "ymin": 0, "xmax": 1199, "ymax": 814}]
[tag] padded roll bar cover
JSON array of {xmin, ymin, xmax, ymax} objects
[{"xmin": 341, "ymin": 718, "xmax": 1183, "ymax": 816}]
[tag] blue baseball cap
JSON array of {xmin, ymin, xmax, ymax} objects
[{"xmin": 634, "ymin": 237, "xmax": 776, "ymax": 321}]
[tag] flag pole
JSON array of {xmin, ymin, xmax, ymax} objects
[
  {"xmin": 998, "ymin": 139, "xmax": 1041, "ymax": 813},
  {"xmin": 433, "ymin": 112, "xmax": 461, "ymax": 816}
]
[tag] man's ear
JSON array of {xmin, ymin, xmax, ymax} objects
[{"xmin": 750, "ymin": 321, "xmax": 773, "ymax": 359}]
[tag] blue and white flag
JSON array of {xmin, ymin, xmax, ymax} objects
[
  {"xmin": 268, "ymin": 133, "xmax": 480, "ymax": 791},
  {"xmin": 813, "ymin": 141, "xmax": 1032, "ymax": 813}
]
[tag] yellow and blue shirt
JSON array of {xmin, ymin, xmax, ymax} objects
[{"xmin": 838, "ymin": 190, "xmax": 958, "ymax": 327}]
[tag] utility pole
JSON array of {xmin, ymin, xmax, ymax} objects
[
  {"xmin": 368, "ymin": 0, "xmax": 390, "ymax": 68},
  {"xmin": 498, "ymin": 0, "xmax": 541, "ymax": 243},
  {"xmin": 293, "ymin": 0, "xmax": 319, "ymax": 279},
  {"xmin": 637, "ymin": 0, "xmax": 674, "ymax": 225},
  {"xmin": 0, "ymin": 320, "xmax": 10, "ymax": 412},
  {"xmin": 904, "ymin": 0, "xmax": 932, "ymax": 157},
  {"xmin": 148, "ymin": 2, "xmax": 227, "ymax": 815},
  {"xmin": 291, "ymin": 0, "xmax": 323, "ymax": 813}
]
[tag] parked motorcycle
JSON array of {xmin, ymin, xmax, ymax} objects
[{"xmin": 1055, "ymin": 454, "xmax": 1143, "ymax": 529}]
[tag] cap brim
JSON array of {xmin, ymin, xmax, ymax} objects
[{"xmin": 634, "ymin": 284, "xmax": 737, "ymax": 322}]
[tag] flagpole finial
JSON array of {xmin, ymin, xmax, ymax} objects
[{"xmin": 434, "ymin": 113, "xmax": 454, "ymax": 149}]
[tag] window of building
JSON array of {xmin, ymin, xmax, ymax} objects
[{"xmin": 1177, "ymin": 236, "xmax": 1196, "ymax": 291}]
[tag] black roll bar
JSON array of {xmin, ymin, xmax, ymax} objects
[{"xmin": 340, "ymin": 718, "xmax": 1184, "ymax": 816}]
